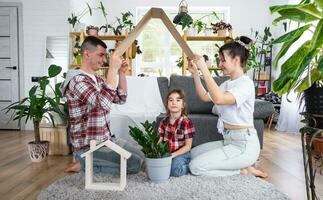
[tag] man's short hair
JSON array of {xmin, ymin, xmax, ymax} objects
[{"xmin": 80, "ymin": 36, "xmax": 107, "ymax": 55}]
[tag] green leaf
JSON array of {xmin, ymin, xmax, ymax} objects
[
  {"xmin": 273, "ymin": 40, "xmax": 312, "ymax": 94},
  {"xmin": 270, "ymin": 3, "xmax": 322, "ymax": 23},
  {"xmin": 315, "ymin": 0, "xmax": 323, "ymax": 10},
  {"xmin": 272, "ymin": 34, "xmax": 302, "ymax": 69},
  {"xmin": 29, "ymin": 86, "xmax": 38, "ymax": 97},
  {"xmin": 296, "ymin": 68, "xmax": 321, "ymax": 91},
  {"xmin": 48, "ymin": 64, "xmax": 62, "ymax": 78},
  {"xmin": 86, "ymin": 3, "xmax": 92, "ymax": 16},
  {"xmin": 271, "ymin": 24, "xmax": 311, "ymax": 44},
  {"xmin": 318, "ymin": 55, "xmax": 323, "ymax": 73},
  {"xmin": 310, "ymin": 19, "xmax": 323, "ymax": 51}
]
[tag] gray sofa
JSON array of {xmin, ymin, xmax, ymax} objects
[{"xmin": 156, "ymin": 75, "xmax": 274, "ymax": 148}]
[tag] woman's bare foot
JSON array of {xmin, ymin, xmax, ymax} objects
[
  {"xmin": 246, "ymin": 166, "xmax": 268, "ymax": 178},
  {"xmin": 64, "ymin": 162, "xmax": 81, "ymax": 173},
  {"xmin": 240, "ymin": 168, "xmax": 248, "ymax": 175}
]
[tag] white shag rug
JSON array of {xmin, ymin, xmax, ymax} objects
[{"xmin": 38, "ymin": 172, "xmax": 290, "ymax": 200}]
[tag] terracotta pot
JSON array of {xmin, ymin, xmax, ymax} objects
[{"xmin": 313, "ymin": 136, "xmax": 323, "ymax": 157}]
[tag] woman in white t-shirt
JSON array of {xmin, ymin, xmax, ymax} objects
[{"xmin": 188, "ymin": 36, "xmax": 268, "ymax": 178}]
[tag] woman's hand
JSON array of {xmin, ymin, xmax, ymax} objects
[
  {"xmin": 192, "ymin": 55, "xmax": 208, "ymax": 72},
  {"xmin": 188, "ymin": 58, "xmax": 199, "ymax": 75}
]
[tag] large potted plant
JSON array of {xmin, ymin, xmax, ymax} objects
[
  {"xmin": 5, "ymin": 65, "xmax": 65, "ymax": 162},
  {"xmin": 129, "ymin": 120, "xmax": 172, "ymax": 183},
  {"xmin": 270, "ymin": 0, "xmax": 322, "ymax": 128}
]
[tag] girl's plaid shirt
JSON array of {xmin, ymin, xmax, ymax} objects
[
  {"xmin": 158, "ymin": 115, "xmax": 195, "ymax": 153},
  {"xmin": 65, "ymin": 74, "xmax": 127, "ymax": 152}
]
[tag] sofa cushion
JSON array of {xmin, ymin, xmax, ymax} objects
[
  {"xmin": 254, "ymin": 99, "xmax": 274, "ymax": 119},
  {"xmin": 157, "ymin": 77, "xmax": 169, "ymax": 104},
  {"xmin": 169, "ymin": 75, "xmax": 229, "ymax": 114},
  {"xmin": 212, "ymin": 99, "xmax": 274, "ymax": 119}
]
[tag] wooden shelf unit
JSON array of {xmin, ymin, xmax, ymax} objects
[
  {"xmin": 69, "ymin": 31, "xmax": 133, "ymax": 75},
  {"xmin": 181, "ymin": 32, "xmax": 231, "ymax": 75}
]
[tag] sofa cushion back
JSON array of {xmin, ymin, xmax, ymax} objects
[
  {"xmin": 157, "ymin": 77, "xmax": 169, "ymax": 105},
  {"xmin": 169, "ymin": 75, "xmax": 229, "ymax": 114}
]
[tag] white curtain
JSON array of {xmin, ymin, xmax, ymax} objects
[{"xmin": 275, "ymin": 91, "xmax": 303, "ymax": 133}]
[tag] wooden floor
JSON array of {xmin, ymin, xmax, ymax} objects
[{"xmin": 0, "ymin": 128, "xmax": 322, "ymax": 200}]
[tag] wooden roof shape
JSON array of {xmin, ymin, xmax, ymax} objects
[{"xmin": 115, "ymin": 7, "xmax": 194, "ymax": 59}]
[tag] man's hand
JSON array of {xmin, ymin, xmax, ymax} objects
[
  {"xmin": 119, "ymin": 60, "xmax": 128, "ymax": 75},
  {"xmin": 109, "ymin": 51, "xmax": 122, "ymax": 71}
]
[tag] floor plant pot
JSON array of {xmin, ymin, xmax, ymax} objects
[
  {"xmin": 145, "ymin": 156, "xmax": 172, "ymax": 183},
  {"xmin": 27, "ymin": 141, "xmax": 49, "ymax": 162},
  {"xmin": 304, "ymin": 85, "xmax": 323, "ymax": 129}
]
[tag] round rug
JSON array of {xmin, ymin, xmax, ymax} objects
[{"xmin": 38, "ymin": 172, "xmax": 290, "ymax": 200}]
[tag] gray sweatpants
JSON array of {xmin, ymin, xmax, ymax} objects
[{"xmin": 189, "ymin": 128, "xmax": 260, "ymax": 176}]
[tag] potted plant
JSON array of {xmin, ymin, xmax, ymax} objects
[
  {"xmin": 129, "ymin": 121, "xmax": 172, "ymax": 183},
  {"xmin": 67, "ymin": 2, "xmax": 93, "ymax": 31},
  {"xmin": 5, "ymin": 65, "xmax": 66, "ymax": 162},
  {"xmin": 269, "ymin": 0, "xmax": 322, "ymax": 128},
  {"xmin": 191, "ymin": 11, "xmax": 219, "ymax": 35},
  {"xmin": 211, "ymin": 20, "xmax": 232, "ymax": 36}
]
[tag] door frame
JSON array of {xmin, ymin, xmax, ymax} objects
[{"xmin": 0, "ymin": 2, "xmax": 24, "ymax": 129}]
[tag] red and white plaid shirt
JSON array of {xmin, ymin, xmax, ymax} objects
[
  {"xmin": 158, "ymin": 115, "xmax": 195, "ymax": 153},
  {"xmin": 65, "ymin": 73, "xmax": 127, "ymax": 152}
]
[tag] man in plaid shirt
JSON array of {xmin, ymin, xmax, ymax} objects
[{"xmin": 62, "ymin": 36, "xmax": 143, "ymax": 173}]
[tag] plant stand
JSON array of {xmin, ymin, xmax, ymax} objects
[
  {"xmin": 300, "ymin": 113, "xmax": 323, "ymax": 200},
  {"xmin": 40, "ymin": 124, "xmax": 70, "ymax": 155}
]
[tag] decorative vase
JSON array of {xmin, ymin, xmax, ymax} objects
[
  {"xmin": 145, "ymin": 156, "xmax": 172, "ymax": 183},
  {"xmin": 27, "ymin": 141, "xmax": 49, "ymax": 162},
  {"xmin": 304, "ymin": 84, "xmax": 323, "ymax": 128}
]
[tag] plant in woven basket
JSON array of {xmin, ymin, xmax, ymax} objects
[
  {"xmin": 129, "ymin": 120, "xmax": 169, "ymax": 158},
  {"xmin": 4, "ymin": 65, "xmax": 66, "ymax": 162}
]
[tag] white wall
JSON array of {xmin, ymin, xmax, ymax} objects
[
  {"xmin": 0, "ymin": 0, "xmax": 70, "ymax": 129},
  {"xmin": 71, "ymin": 0, "xmax": 288, "ymax": 39},
  {"xmin": 1, "ymin": 0, "xmax": 289, "ymax": 129}
]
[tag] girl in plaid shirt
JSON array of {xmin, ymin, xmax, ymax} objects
[{"xmin": 158, "ymin": 89, "xmax": 195, "ymax": 177}]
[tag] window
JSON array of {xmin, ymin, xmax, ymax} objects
[{"xmin": 135, "ymin": 7, "xmax": 230, "ymax": 77}]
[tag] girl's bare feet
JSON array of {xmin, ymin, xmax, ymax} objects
[{"xmin": 64, "ymin": 162, "xmax": 81, "ymax": 173}]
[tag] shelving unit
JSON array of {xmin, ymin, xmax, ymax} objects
[
  {"xmin": 253, "ymin": 44, "xmax": 273, "ymax": 96},
  {"xmin": 181, "ymin": 31, "xmax": 231, "ymax": 75},
  {"xmin": 69, "ymin": 31, "xmax": 133, "ymax": 75}
]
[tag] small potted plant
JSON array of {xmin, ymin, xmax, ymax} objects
[
  {"xmin": 5, "ymin": 65, "xmax": 66, "ymax": 162},
  {"xmin": 129, "ymin": 121, "xmax": 171, "ymax": 183},
  {"xmin": 67, "ymin": 3, "xmax": 93, "ymax": 31},
  {"xmin": 211, "ymin": 20, "xmax": 232, "ymax": 36}
]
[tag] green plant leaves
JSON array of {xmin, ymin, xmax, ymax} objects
[
  {"xmin": 48, "ymin": 64, "xmax": 62, "ymax": 78},
  {"xmin": 129, "ymin": 120, "xmax": 169, "ymax": 158},
  {"xmin": 273, "ymin": 40, "xmax": 312, "ymax": 95},
  {"xmin": 315, "ymin": 0, "xmax": 323, "ymax": 10},
  {"xmin": 310, "ymin": 19, "xmax": 323, "ymax": 51},
  {"xmin": 270, "ymin": 3, "xmax": 322, "ymax": 23},
  {"xmin": 271, "ymin": 24, "xmax": 311, "ymax": 44},
  {"xmin": 29, "ymin": 86, "xmax": 38, "ymax": 97}
]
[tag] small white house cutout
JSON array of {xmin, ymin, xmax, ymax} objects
[{"xmin": 80, "ymin": 140, "xmax": 131, "ymax": 191}]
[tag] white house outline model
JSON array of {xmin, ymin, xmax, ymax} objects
[{"xmin": 80, "ymin": 7, "xmax": 194, "ymax": 191}]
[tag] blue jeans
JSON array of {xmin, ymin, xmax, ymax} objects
[
  {"xmin": 189, "ymin": 128, "xmax": 260, "ymax": 177},
  {"xmin": 171, "ymin": 151, "xmax": 191, "ymax": 177},
  {"xmin": 74, "ymin": 137, "xmax": 144, "ymax": 174}
]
